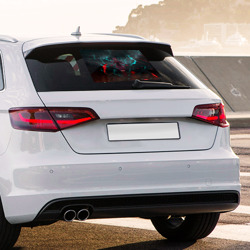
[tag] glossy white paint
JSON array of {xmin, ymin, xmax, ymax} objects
[
  {"xmin": 0, "ymin": 125, "xmax": 240, "ymax": 224},
  {"xmin": 0, "ymin": 35, "xmax": 240, "ymax": 225},
  {"xmin": 38, "ymin": 89, "xmax": 220, "ymax": 154},
  {"xmin": 38, "ymin": 89, "xmax": 220, "ymax": 119}
]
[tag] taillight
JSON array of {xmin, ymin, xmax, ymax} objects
[
  {"xmin": 48, "ymin": 108, "xmax": 99, "ymax": 130},
  {"xmin": 192, "ymin": 103, "xmax": 229, "ymax": 127},
  {"xmin": 9, "ymin": 107, "xmax": 99, "ymax": 132}
]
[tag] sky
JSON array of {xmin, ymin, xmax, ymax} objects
[{"xmin": 0, "ymin": 0, "xmax": 160, "ymax": 38}]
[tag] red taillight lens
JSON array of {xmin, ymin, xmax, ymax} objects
[
  {"xmin": 9, "ymin": 107, "xmax": 99, "ymax": 132},
  {"xmin": 9, "ymin": 108, "xmax": 58, "ymax": 132},
  {"xmin": 48, "ymin": 108, "xmax": 99, "ymax": 130},
  {"xmin": 192, "ymin": 103, "xmax": 229, "ymax": 127}
]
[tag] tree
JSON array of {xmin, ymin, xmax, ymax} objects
[{"xmin": 113, "ymin": 0, "xmax": 250, "ymax": 42}]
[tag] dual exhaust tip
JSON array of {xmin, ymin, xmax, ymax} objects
[{"xmin": 63, "ymin": 208, "xmax": 90, "ymax": 222}]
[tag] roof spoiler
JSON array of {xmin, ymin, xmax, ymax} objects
[{"xmin": 0, "ymin": 35, "xmax": 18, "ymax": 43}]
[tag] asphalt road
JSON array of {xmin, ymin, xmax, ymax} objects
[{"xmin": 14, "ymin": 128, "xmax": 250, "ymax": 249}]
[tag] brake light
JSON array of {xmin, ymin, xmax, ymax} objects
[
  {"xmin": 192, "ymin": 103, "xmax": 229, "ymax": 127},
  {"xmin": 49, "ymin": 108, "xmax": 99, "ymax": 130},
  {"xmin": 9, "ymin": 107, "xmax": 99, "ymax": 132}
]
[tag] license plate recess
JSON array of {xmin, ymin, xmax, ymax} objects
[{"xmin": 107, "ymin": 123, "xmax": 180, "ymax": 141}]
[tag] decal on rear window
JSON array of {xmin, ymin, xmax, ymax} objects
[
  {"xmin": 80, "ymin": 49, "xmax": 161, "ymax": 83},
  {"xmin": 57, "ymin": 54, "xmax": 80, "ymax": 76}
]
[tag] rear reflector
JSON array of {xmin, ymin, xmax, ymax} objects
[
  {"xmin": 9, "ymin": 107, "xmax": 99, "ymax": 132},
  {"xmin": 192, "ymin": 103, "xmax": 229, "ymax": 127}
]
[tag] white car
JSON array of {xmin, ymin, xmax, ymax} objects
[{"xmin": 0, "ymin": 32, "xmax": 240, "ymax": 248}]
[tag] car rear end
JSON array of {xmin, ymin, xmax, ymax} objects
[{"xmin": 1, "ymin": 36, "xmax": 240, "ymax": 228}]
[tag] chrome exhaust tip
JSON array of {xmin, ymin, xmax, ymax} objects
[
  {"xmin": 77, "ymin": 209, "xmax": 90, "ymax": 221},
  {"xmin": 63, "ymin": 210, "xmax": 76, "ymax": 222}
]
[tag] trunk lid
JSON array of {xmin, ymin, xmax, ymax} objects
[{"xmin": 38, "ymin": 89, "xmax": 219, "ymax": 154}]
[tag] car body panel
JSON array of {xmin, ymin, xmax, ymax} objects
[
  {"xmin": 0, "ymin": 34, "xmax": 240, "ymax": 225},
  {"xmin": 38, "ymin": 89, "xmax": 220, "ymax": 154},
  {"xmin": 1, "ymin": 127, "xmax": 240, "ymax": 224}
]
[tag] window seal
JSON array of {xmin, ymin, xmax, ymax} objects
[{"xmin": 0, "ymin": 50, "xmax": 5, "ymax": 91}]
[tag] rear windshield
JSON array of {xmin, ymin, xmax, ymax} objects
[{"xmin": 26, "ymin": 44, "xmax": 204, "ymax": 92}]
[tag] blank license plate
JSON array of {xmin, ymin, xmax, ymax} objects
[{"xmin": 107, "ymin": 123, "xmax": 179, "ymax": 141}]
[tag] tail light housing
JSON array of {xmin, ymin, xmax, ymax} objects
[
  {"xmin": 9, "ymin": 107, "xmax": 99, "ymax": 132},
  {"xmin": 192, "ymin": 103, "xmax": 229, "ymax": 127}
]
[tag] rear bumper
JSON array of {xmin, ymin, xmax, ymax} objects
[
  {"xmin": 1, "ymin": 127, "xmax": 240, "ymax": 224},
  {"xmin": 30, "ymin": 191, "xmax": 239, "ymax": 226}
]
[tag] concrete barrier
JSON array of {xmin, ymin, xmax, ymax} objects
[
  {"xmin": 176, "ymin": 56, "xmax": 232, "ymax": 112},
  {"xmin": 176, "ymin": 56, "xmax": 250, "ymax": 127}
]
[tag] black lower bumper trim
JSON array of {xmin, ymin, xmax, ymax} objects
[{"xmin": 31, "ymin": 191, "xmax": 239, "ymax": 225}]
